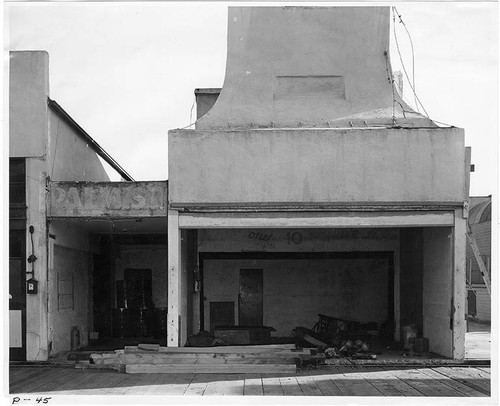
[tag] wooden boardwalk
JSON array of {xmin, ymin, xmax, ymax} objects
[{"xmin": 9, "ymin": 365, "xmax": 490, "ymax": 397}]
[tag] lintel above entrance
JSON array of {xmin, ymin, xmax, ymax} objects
[
  {"xmin": 48, "ymin": 181, "xmax": 168, "ymax": 218},
  {"xmin": 177, "ymin": 210, "xmax": 455, "ymax": 229}
]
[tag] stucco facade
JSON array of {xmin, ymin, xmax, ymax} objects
[
  {"xmin": 8, "ymin": 51, "xmax": 168, "ymax": 361},
  {"xmin": 167, "ymin": 6, "xmax": 470, "ymax": 359}
]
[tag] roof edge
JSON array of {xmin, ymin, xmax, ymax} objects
[{"xmin": 47, "ymin": 98, "xmax": 134, "ymax": 181}]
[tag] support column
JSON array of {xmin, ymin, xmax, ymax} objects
[
  {"xmin": 453, "ymin": 209, "xmax": 467, "ymax": 359},
  {"xmin": 167, "ymin": 209, "xmax": 181, "ymax": 347},
  {"xmin": 26, "ymin": 161, "xmax": 49, "ymax": 361}
]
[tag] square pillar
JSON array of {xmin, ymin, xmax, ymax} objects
[
  {"xmin": 453, "ymin": 209, "xmax": 467, "ymax": 359},
  {"xmin": 167, "ymin": 209, "xmax": 181, "ymax": 346}
]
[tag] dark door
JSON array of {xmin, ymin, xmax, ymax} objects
[
  {"xmin": 123, "ymin": 268, "xmax": 153, "ymax": 309},
  {"xmin": 9, "ymin": 229, "xmax": 26, "ymax": 361},
  {"xmin": 239, "ymin": 269, "xmax": 263, "ymax": 326},
  {"xmin": 467, "ymin": 289, "xmax": 477, "ymax": 317},
  {"xmin": 93, "ymin": 253, "xmax": 112, "ymax": 338}
]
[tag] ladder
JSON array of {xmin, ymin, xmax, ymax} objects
[{"xmin": 466, "ymin": 225, "xmax": 491, "ymax": 295}]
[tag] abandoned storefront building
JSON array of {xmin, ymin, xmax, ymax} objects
[
  {"xmin": 8, "ymin": 51, "xmax": 168, "ymax": 361},
  {"xmin": 9, "ymin": 6, "xmax": 470, "ymax": 363},
  {"xmin": 168, "ymin": 6, "xmax": 470, "ymax": 360}
]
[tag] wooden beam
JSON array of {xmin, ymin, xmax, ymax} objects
[
  {"xmin": 125, "ymin": 364, "xmax": 296, "ymax": 374},
  {"xmin": 179, "ymin": 211, "xmax": 455, "ymax": 229}
]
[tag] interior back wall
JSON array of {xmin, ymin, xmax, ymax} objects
[{"xmin": 203, "ymin": 258, "xmax": 389, "ymax": 336}]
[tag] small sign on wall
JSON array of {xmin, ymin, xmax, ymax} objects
[{"xmin": 27, "ymin": 278, "xmax": 38, "ymax": 294}]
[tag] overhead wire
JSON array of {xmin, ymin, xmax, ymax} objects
[
  {"xmin": 391, "ymin": 7, "xmax": 430, "ymax": 118},
  {"xmin": 393, "ymin": 7, "xmax": 419, "ymax": 112},
  {"xmin": 178, "ymin": 96, "xmax": 197, "ymax": 130}
]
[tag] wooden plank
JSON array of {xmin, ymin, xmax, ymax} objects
[
  {"xmin": 418, "ymin": 368, "xmax": 488, "ymax": 397},
  {"xmin": 302, "ymin": 334, "xmax": 328, "ymax": 349},
  {"xmin": 66, "ymin": 370, "xmax": 123, "ymax": 395},
  {"xmin": 42, "ymin": 369, "xmax": 110, "ymax": 395},
  {"xmin": 475, "ymin": 367, "xmax": 491, "ymax": 374},
  {"xmin": 330, "ymin": 367, "xmax": 382, "ymax": 397},
  {"xmin": 104, "ymin": 372, "xmax": 143, "ymax": 395},
  {"xmin": 310, "ymin": 373, "xmax": 343, "ymax": 396},
  {"xmin": 119, "ymin": 372, "xmax": 161, "ymax": 395},
  {"xmin": 262, "ymin": 376, "xmax": 284, "ymax": 396},
  {"xmin": 126, "ymin": 363, "xmax": 295, "ymax": 374},
  {"xmin": 451, "ymin": 366, "xmax": 491, "ymax": 380},
  {"xmin": 388, "ymin": 367, "xmax": 459, "ymax": 397},
  {"xmin": 10, "ymin": 367, "xmax": 70, "ymax": 394},
  {"xmin": 184, "ymin": 373, "xmax": 211, "ymax": 396},
  {"xmin": 361, "ymin": 369, "xmax": 411, "ymax": 396},
  {"xmin": 244, "ymin": 374, "xmax": 264, "ymax": 396},
  {"xmin": 125, "ymin": 344, "xmax": 299, "ymax": 354},
  {"xmin": 137, "ymin": 343, "xmax": 160, "ymax": 351},
  {"xmin": 435, "ymin": 367, "xmax": 491, "ymax": 395},
  {"xmin": 123, "ymin": 373, "xmax": 165, "ymax": 395},
  {"xmin": 279, "ymin": 376, "xmax": 303, "ymax": 396},
  {"xmin": 9, "ymin": 368, "xmax": 58, "ymax": 391},
  {"xmin": 118, "ymin": 352, "xmax": 297, "ymax": 364},
  {"xmin": 147, "ymin": 374, "xmax": 195, "ymax": 395},
  {"xmin": 29, "ymin": 368, "xmax": 94, "ymax": 395},
  {"xmin": 296, "ymin": 375, "xmax": 323, "ymax": 396},
  {"xmin": 202, "ymin": 373, "xmax": 245, "ymax": 396},
  {"xmin": 9, "ymin": 367, "xmax": 39, "ymax": 382},
  {"xmin": 371, "ymin": 367, "xmax": 424, "ymax": 397},
  {"xmin": 106, "ymin": 373, "xmax": 151, "ymax": 395}
]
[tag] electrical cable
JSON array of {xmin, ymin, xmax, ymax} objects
[
  {"xmin": 383, "ymin": 51, "xmax": 397, "ymax": 124},
  {"xmin": 391, "ymin": 8, "xmax": 430, "ymax": 118},
  {"xmin": 393, "ymin": 7, "xmax": 419, "ymax": 112}
]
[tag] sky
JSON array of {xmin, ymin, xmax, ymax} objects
[{"xmin": 4, "ymin": 1, "xmax": 499, "ymax": 196}]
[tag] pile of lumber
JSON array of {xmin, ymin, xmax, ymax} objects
[{"xmin": 90, "ymin": 343, "xmax": 324, "ymax": 374}]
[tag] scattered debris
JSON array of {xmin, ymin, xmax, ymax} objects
[
  {"xmin": 325, "ymin": 347, "xmax": 340, "ymax": 359},
  {"xmin": 138, "ymin": 343, "xmax": 160, "ymax": 351},
  {"xmin": 292, "ymin": 327, "xmax": 328, "ymax": 350},
  {"xmin": 186, "ymin": 330, "xmax": 227, "ymax": 347}
]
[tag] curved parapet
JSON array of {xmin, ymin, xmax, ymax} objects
[{"xmin": 196, "ymin": 6, "xmax": 432, "ymax": 130}]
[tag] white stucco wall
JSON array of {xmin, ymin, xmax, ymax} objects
[
  {"xmin": 9, "ymin": 51, "xmax": 49, "ymax": 157},
  {"xmin": 169, "ymin": 128, "xmax": 466, "ymax": 206},
  {"xmin": 203, "ymin": 258, "xmax": 390, "ymax": 336},
  {"xmin": 48, "ymin": 110, "xmax": 109, "ymax": 182}
]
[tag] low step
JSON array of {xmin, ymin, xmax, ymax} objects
[
  {"xmin": 126, "ymin": 363, "xmax": 296, "ymax": 374},
  {"xmin": 124, "ymin": 344, "xmax": 297, "ymax": 354},
  {"xmin": 118, "ymin": 352, "xmax": 298, "ymax": 365}
]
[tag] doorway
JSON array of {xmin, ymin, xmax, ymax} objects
[
  {"xmin": 9, "ymin": 229, "xmax": 26, "ymax": 361},
  {"xmin": 239, "ymin": 268, "xmax": 263, "ymax": 326}
]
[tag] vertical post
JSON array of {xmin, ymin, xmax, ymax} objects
[
  {"xmin": 167, "ymin": 209, "xmax": 181, "ymax": 347},
  {"xmin": 394, "ymin": 249, "xmax": 400, "ymax": 342},
  {"xmin": 453, "ymin": 209, "xmax": 467, "ymax": 359}
]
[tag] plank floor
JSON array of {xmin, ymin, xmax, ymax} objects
[{"xmin": 9, "ymin": 365, "xmax": 491, "ymax": 397}]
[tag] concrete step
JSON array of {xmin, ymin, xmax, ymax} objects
[{"xmin": 125, "ymin": 363, "xmax": 297, "ymax": 374}]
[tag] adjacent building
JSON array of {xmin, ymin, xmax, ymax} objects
[
  {"xmin": 466, "ymin": 196, "xmax": 492, "ymax": 323},
  {"xmin": 8, "ymin": 51, "xmax": 168, "ymax": 361}
]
